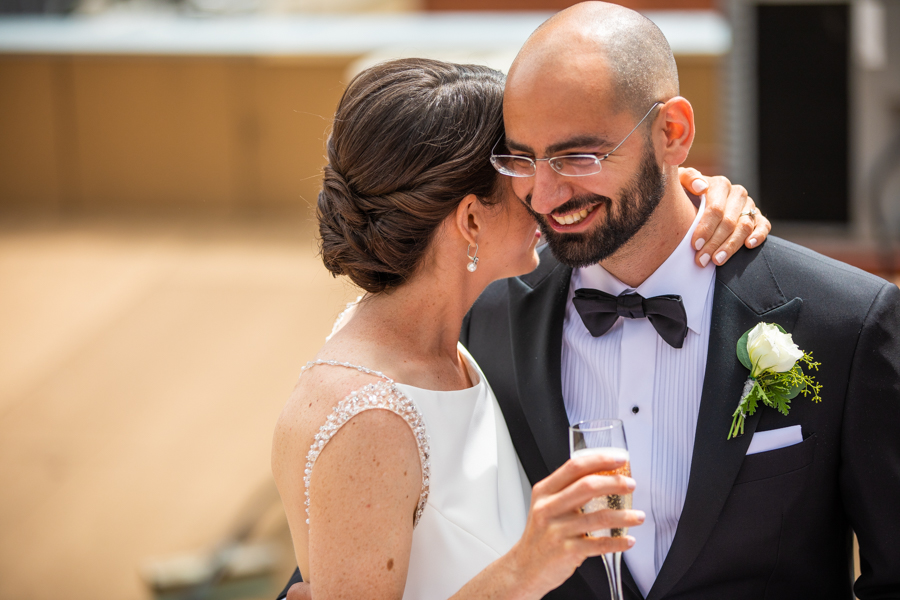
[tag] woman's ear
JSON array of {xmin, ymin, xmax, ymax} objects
[
  {"xmin": 659, "ymin": 96, "xmax": 695, "ymax": 167},
  {"xmin": 453, "ymin": 194, "xmax": 482, "ymax": 246}
]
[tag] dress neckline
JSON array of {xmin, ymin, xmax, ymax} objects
[{"xmin": 394, "ymin": 343, "xmax": 482, "ymax": 393}]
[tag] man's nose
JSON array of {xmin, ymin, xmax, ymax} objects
[{"xmin": 525, "ymin": 161, "xmax": 571, "ymax": 215}]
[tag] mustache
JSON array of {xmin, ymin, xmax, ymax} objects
[{"xmin": 523, "ymin": 193, "xmax": 611, "ymax": 220}]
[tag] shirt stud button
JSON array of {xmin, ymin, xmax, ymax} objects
[{"xmin": 632, "ymin": 406, "xmax": 640, "ymax": 414}]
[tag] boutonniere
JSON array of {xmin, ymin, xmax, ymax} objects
[{"xmin": 728, "ymin": 323, "xmax": 822, "ymax": 440}]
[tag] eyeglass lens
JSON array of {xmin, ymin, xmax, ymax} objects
[{"xmin": 491, "ymin": 155, "xmax": 603, "ymax": 177}]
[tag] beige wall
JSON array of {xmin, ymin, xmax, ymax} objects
[
  {"xmin": 676, "ymin": 54, "xmax": 722, "ymax": 177},
  {"xmin": 0, "ymin": 56, "xmax": 63, "ymax": 214},
  {"xmin": 0, "ymin": 52, "xmax": 721, "ymax": 217},
  {"xmin": 0, "ymin": 54, "xmax": 355, "ymax": 217}
]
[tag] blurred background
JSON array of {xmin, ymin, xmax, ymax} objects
[{"xmin": 0, "ymin": 0, "xmax": 897, "ymax": 598}]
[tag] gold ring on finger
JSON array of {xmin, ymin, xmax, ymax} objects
[{"xmin": 740, "ymin": 208, "xmax": 758, "ymax": 219}]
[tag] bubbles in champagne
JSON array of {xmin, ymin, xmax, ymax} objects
[{"xmin": 571, "ymin": 447, "xmax": 632, "ymax": 538}]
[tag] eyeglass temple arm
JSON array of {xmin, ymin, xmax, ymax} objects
[
  {"xmin": 491, "ymin": 134, "xmax": 506, "ymax": 156},
  {"xmin": 602, "ymin": 101, "xmax": 664, "ymax": 158}
]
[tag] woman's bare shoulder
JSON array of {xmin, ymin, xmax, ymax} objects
[
  {"xmin": 272, "ymin": 356, "xmax": 419, "ymax": 482},
  {"xmin": 272, "ymin": 350, "xmax": 425, "ymax": 585}
]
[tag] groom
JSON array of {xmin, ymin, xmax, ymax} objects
[
  {"xmin": 459, "ymin": 2, "xmax": 900, "ymax": 599},
  {"xmin": 280, "ymin": 3, "xmax": 900, "ymax": 599}
]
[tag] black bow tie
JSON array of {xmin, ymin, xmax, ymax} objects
[{"xmin": 572, "ymin": 288, "xmax": 689, "ymax": 349}]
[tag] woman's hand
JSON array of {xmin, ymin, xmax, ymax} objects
[
  {"xmin": 678, "ymin": 168, "xmax": 771, "ymax": 268},
  {"xmin": 503, "ymin": 452, "xmax": 645, "ymax": 598}
]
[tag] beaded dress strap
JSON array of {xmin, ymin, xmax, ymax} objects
[
  {"xmin": 301, "ymin": 362, "xmax": 430, "ymax": 528},
  {"xmin": 300, "ymin": 359, "xmax": 393, "ymax": 383},
  {"xmin": 325, "ymin": 295, "xmax": 362, "ymax": 342}
]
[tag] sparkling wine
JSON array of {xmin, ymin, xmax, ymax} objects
[
  {"xmin": 570, "ymin": 419, "xmax": 630, "ymax": 600},
  {"xmin": 571, "ymin": 447, "xmax": 632, "ymax": 538}
]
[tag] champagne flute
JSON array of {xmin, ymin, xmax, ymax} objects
[{"xmin": 569, "ymin": 419, "xmax": 631, "ymax": 600}]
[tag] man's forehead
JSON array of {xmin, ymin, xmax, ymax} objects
[
  {"xmin": 505, "ymin": 52, "xmax": 615, "ymax": 114},
  {"xmin": 507, "ymin": 46, "xmax": 610, "ymax": 94},
  {"xmin": 503, "ymin": 83, "xmax": 622, "ymax": 153},
  {"xmin": 503, "ymin": 121, "xmax": 613, "ymax": 155}
]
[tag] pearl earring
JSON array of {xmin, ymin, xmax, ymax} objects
[{"xmin": 466, "ymin": 243, "xmax": 479, "ymax": 272}]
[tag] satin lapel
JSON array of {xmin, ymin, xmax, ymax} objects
[
  {"xmin": 646, "ymin": 246, "xmax": 803, "ymax": 600},
  {"xmin": 508, "ymin": 251, "xmax": 573, "ymax": 480},
  {"xmin": 574, "ymin": 555, "xmax": 643, "ymax": 600},
  {"xmin": 623, "ymin": 560, "xmax": 643, "ymax": 599}
]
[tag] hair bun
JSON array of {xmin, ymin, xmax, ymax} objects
[
  {"xmin": 316, "ymin": 58, "xmax": 506, "ymax": 294},
  {"xmin": 318, "ymin": 165, "xmax": 405, "ymax": 294}
]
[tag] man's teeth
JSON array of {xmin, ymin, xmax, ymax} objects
[{"xmin": 552, "ymin": 205, "xmax": 595, "ymax": 225}]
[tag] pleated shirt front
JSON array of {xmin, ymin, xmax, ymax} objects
[{"xmin": 561, "ymin": 201, "xmax": 716, "ymax": 598}]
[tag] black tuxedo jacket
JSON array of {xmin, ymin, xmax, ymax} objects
[{"xmin": 459, "ymin": 237, "xmax": 900, "ymax": 600}]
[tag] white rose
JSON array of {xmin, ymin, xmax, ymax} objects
[{"xmin": 746, "ymin": 322, "xmax": 804, "ymax": 376}]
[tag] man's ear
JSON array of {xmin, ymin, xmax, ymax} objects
[
  {"xmin": 453, "ymin": 193, "xmax": 482, "ymax": 246},
  {"xmin": 659, "ymin": 96, "xmax": 695, "ymax": 166}
]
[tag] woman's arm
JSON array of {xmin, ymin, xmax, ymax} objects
[
  {"xmin": 272, "ymin": 368, "xmax": 424, "ymax": 593},
  {"xmin": 307, "ymin": 407, "xmax": 422, "ymax": 599},
  {"xmin": 678, "ymin": 168, "xmax": 771, "ymax": 268}
]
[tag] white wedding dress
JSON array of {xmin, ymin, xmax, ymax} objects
[{"xmin": 303, "ymin": 343, "xmax": 532, "ymax": 599}]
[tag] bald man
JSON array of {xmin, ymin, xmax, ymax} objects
[
  {"xmin": 278, "ymin": 3, "xmax": 900, "ymax": 599},
  {"xmin": 462, "ymin": 3, "xmax": 900, "ymax": 599}
]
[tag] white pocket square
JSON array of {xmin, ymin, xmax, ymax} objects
[{"xmin": 746, "ymin": 425, "xmax": 803, "ymax": 455}]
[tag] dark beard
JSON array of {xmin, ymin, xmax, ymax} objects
[{"xmin": 527, "ymin": 141, "xmax": 666, "ymax": 269}]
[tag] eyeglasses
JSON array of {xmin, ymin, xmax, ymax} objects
[{"xmin": 490, "ymin": 102, "xmax": 663, "ymax": 178}]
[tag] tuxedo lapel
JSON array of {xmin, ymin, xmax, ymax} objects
[
  {"xmin": 576, "ymin": 556, "xmax": 643, "ymax": 600},
  {"xmin": 508, "ymin": 251, "xmax": 573, "ymax": 480},
  {"xmin": 646, "ymin": 245, "xmax": 803, "ymax": 600}
]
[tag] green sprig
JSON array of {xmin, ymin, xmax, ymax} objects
[{"xmin": 728, "ymin": 346, "xmax": 822, "ymax": 440}]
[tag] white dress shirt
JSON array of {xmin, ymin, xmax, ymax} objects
[{"xmin": 561, "ymin": 199, "xmax": 716, "ymax": 597}]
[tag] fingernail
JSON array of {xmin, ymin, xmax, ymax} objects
[
  {"xmin": 624, "ymin": 477, "xmax": 636, "ymax": 491},
  {"xmin": 749, "ymin": 238, "xmax": 757, "ymax": 248},
  {"xmin": 694, "ymin": 238, "xmax": 705, "ymax": 251},
  {"xmin": 715, "ymin": 251, "xmax": 727, "ymax": 265},
  {"xmin": 626, "ymin": 537, "xmax": 636, "ymax": 548},
  {"xmin": 635, "ymin": 510, "xmax": 646, "ymax": 523},
  {"xmin": 699, "ymin": 253, "xmax": 710, "ymax": 267},
  {"xmin": 691, "ymin": 179, "xmax": 708, "ymax": 194}
]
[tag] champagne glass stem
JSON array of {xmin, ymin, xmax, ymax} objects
[{"xmin": 601, "ymin": 551, "xmax": 624, "ymax": 600}]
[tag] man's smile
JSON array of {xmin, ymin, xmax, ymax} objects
[
  {"xmin": 551, "ymin": 203, "xmax": 598, "ymax": 225},
  {"xmin": 545, "ymin": 200, "xmax": 606, "ymax": 232}
]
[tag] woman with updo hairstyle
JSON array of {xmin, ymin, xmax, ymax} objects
[
  {"xmin": 318, "ymin": 59, "xmax": 506, "ymax": 294},
  {"xmin": 272, "ymin": 58, "xmax": 769, "ymax": 600}
]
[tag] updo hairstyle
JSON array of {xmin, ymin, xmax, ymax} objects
[{"xmin": 318, "ymin": 58, "xmax": 506, "ymax": 294}]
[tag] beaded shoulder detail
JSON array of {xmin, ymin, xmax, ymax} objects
[
  {"xmin": 325, "ymin": 295, "xmax": 362, "ymax": 342},
  {"xmin": 300, "ymin": 360, "xmax": 431, "ymax": 527}
]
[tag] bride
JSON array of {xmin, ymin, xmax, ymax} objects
[{"xmin": 272, "ymin": 58, "xmax": 768, "ymax": 600}]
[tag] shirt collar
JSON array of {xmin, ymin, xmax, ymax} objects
[{"xmin": 575, "ymin": 196, "xmax": 716, "ymax": 335}]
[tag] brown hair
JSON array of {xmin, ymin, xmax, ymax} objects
[{"xmin": 318, "ymin": 58, "xmax": 506, "ymax": 294}]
